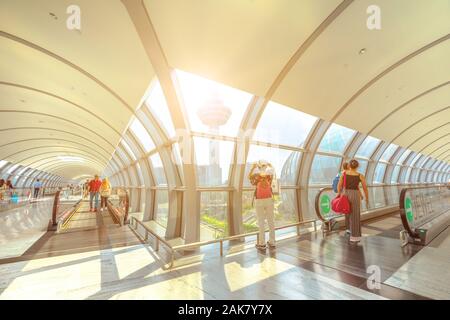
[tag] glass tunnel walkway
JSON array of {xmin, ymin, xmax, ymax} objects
[{"xmin": 0, "ymin": 0, "xmax": 449, "ymax": 301}]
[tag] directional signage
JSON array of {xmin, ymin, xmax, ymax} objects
[
  {"xmin": 405, "ymin": 196, "xmax": 413, "ymax": 223},
  {"xmin": 320, "ymin": 194, "xmax": 331, "ymax": 215}
]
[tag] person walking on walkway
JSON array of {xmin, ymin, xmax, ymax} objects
[
  {"xmin": 337, "ymin": 159, "xmax": 369, "ymax": 243},
  {"xmin": 89, "ymin": 175, "xmax": 102, "ymax": 212},
  {"xmin": 99, "ymin": 178, "xmax": 111, "ymax": 212},
  {"xmin": 0, "ymin": 179, "xmax": 6, "ymax": 201},
  {"xmin": 33, "ymin": 179, "xmax": 42, "ymax": 198},
  {"xmin": 249, "ymin": 160, "xmax": 276, "ymax": 250}
]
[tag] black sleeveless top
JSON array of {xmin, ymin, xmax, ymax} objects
[{"xmin": 345, "ymin": 174, "xmax": 361, "ymax": 190}]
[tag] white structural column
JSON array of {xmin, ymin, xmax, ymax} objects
[{"xmin": 122, "ymin": 0, "xmax": 199, "ymax": 242}]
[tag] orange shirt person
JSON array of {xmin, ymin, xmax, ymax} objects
[
  {"xmin": 249, "ymin": 160, "xmax": 276, "ymax": 250},
  {"xmin": 88, "ymin": 175, "xmax": 102, "ymax": 212}
]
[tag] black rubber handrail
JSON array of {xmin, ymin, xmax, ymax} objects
[{"xmin": 398, "ymin": 184, "xmax": 447, "ymax": 240}]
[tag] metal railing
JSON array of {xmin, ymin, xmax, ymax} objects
[
  {"xmin": 108, "ymin": 188, "xmax": 130, "ymax": 225},
  {"xmin": 129, "ymin": 215, "xmax": 317, "ymax": 269},
  {"xmin": 313, "ymin": 184, "xmax": 435, "ymax": 234},
  {"xmin": 49, "ymin": 190, "xmax": 82, "ymax": 232}
]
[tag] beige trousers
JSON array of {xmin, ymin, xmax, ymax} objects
[{"xmin": 255, "ymin": 197, "xmax": 275, "ymax": 245}]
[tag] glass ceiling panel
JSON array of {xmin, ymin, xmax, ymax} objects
[
  {"xmin": 130, "ymin": 118, "xmax": 155, "ymax": 152},
  {"xmin": 355, "ymin": 136, "xmax": 380, "ymax": 158},
  {"xmin": 254, "ymin": 101, "xmax": 317, "ymax": 148},
  {"xmin": 146, "ymin": 81, "xmax": 176, "ymax": 138},
  {"xmin": 380, "ymin": 144, "xmax": 398, "ymax": 162},
  {"xmin": 176, "ymin": 69, "xmax": 252, "ymax": 137},
  {"xmin": 318, "ymin": 123, "xmax": 355, "ymax": 154}
]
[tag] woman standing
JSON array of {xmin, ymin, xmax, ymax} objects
[
  {"xmin": 249, "ymin": 160, "xmax": 276, "ymax": 250},
  {"xmin": 337, "ymin": 159, "xmax": 369, "ymax": 243},
  {"xmin": 99, "ymin": 178, "xmax": 111, "ymax": 212}
]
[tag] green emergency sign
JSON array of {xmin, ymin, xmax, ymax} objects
[
  {"xmin": 320, "ymin": 194, "xmax": 331, "ymax": 215},
  {"xmin": 405, "ymin": 196, "xmax": 413, "ymax": 223}
]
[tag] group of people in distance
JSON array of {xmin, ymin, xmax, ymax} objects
[
  {"xmin": 82, "ymin": 175, "xmax": 111, "ymax": 212},
  {"xmin": 0, "ymin": 179, "xmax": 14, "ymax": 201},
  {"xmin": 248, "ymin": 158, "xmax": 368, "ymax": 250}
]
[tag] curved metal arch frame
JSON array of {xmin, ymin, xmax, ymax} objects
[
  {"xmin": 10, "ymin": 150, "xmax": 107, "ymax": 172},
  {"xmin": 38, "ymin": 159, "xmax": 107, "ymax": 175},
  {"xmin": 2, "ymin": 144, "xmax": 111, "ymax": 165},
  {"xmin": 0, "ymin": 110, "xmax": 119, "ymax": 149},
  {"xmin": 0, "ymin": 127, "xmax": 119, "ymax": 161}
]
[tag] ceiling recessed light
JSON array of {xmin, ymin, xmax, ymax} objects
[{"xmin": 359, "ymin": 48, "xmax": 366, "ymax": 55}]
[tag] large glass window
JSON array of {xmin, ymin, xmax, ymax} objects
[
  {"xmin": 0, "ymin": 160, "xmax": 8, "ymax": 170},
  {"xmin": 408, "ymin": 153, "xmax": 421, "ymax": 166},
  {"xmin": 135, "ymin": 162, "xmax": 144, "ymax": 185},
  {"xmin": 128, "ymin": 167, "xmax": 138, "ymax": 186},
  {"xmin": 242, "ymin": 189, "xmax": 297, "ymax": 229},
  {"xmin": 176, "ymin": 69, "xmax": 252, "ymax": 137},
  {"xmin": 155, "ymin": 190, "xmax": 169, "ymax": 228},
  {"xmin": 146, "ymin": 81, "xmax": 176, "ymax": 138},
  {"xmin": 424, "ymin": 159, "xmax": 436, "ymax": 169},
  {"xmin": 416, "ymin": 156, "xmax": 429, "ymax": 168},
  {"xmin": 172, "ymin": 143, "xmax": 184, "ymax": 184},
  {"xmin": 380, "ymin": 144, "xmax": 398, "ymax": 162},
  {"xmin": 357, "ymin": 159, "xmax": 369, "ymax": 176},
  {"xmin": 318, "ymin": 123, "xmax": 355, "ymax": 154},
  {"xmin": 397, "ymin": 150, "xmax": 412, "ymax": 165},
  {"xmin": 116, "ymin": 147, "xmax": 131, "ymax": 166},
  {"xmin": 405, "ymin": 167, "xmax": 413, "ymax": 183},
  {"xmin": 373, "ymin": 163, "xmax": 387, "ymax": 183},
  {"xmin": 150, "ymin": 153, "xmax": 167, "ymax": 185},
  {"xmin": 391, "ymin": 165, "xmax": 401, "ymax": 183},
  {"xmin": 200, "ymin": 192, "xmax": 228, "ymax": 240},
  {"xmin": 193, "ymin": 137, "xmax": 234, "ymax": 186},
  {"xmin": 356, "ymin": 136, "xmax": 380, "ymax": 158},
  {"xmin": 309, "ymin": 155, "xmax": 341, "ymax": 185},
  {"xmin": 254, "ymin": 101, "xmax": 317, "ymax": 148},
  {"xmin": 130, "ymin": 118, "xmax": 155, "ymax": 152},
  {"xmin": 121, "ymin": 140, "xmax": 137, "ymax": 161},
  {"xmin": 245, "ymin": 144, "xmax": 300, "ymax": 186}
]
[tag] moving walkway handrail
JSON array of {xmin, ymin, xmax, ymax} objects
[
  {"xmin": 107, "ymin": 188, "xmax": 130, "ymax": 225},
  {"xmin": 399, "ymin": 184, "xmax": 448, "ymax": 241},
  {"xmin": 129, "ymin": 214, "xmax": 317, "ymax": 268},
  {"xmin": 51, "ymin": 190, "xmax": 82, "ymax": 231}
]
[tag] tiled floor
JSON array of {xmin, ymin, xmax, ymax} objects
[
  {"xmin": 0, "ymin": 243, "xmax": 386, "ymax": 300},
  {"xmin": 385, "ymin": 227, "xmax": 450, "ymax": 299},
  {"xmin": 0, "ymin": 210, "xmax": 437, "ymax": 300}
]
